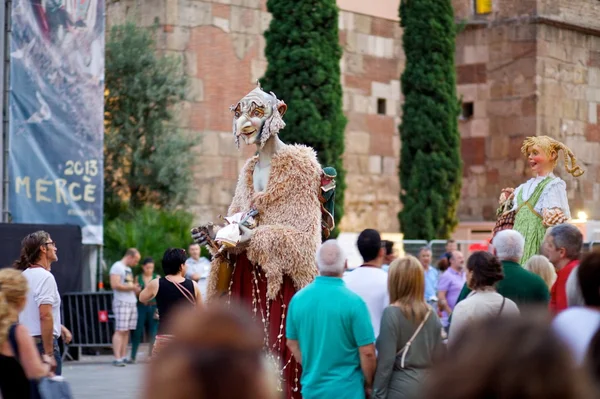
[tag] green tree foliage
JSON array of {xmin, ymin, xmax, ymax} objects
[
  {"xmin": 398, "ymin": 0, "xmax": 462, "ymax": 240},
  {"xmin": 103, "ymin": 206, "xmax": 195, "ymax": 277},
  {"xmin": 104, "ymin": 22, "xmax": 192, "ymax": 212},
  {"xmin": 260, "ymin": 0, "xmax": 347, "ymax": 237}
]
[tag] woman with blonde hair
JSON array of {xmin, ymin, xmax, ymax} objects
[
  {"xmin": 0, "ymin": 269, "xmax": 52, "ymax": 397},
  {"xmin": 525, "ymin": 255, "xmax": 557, "ymax": 290},
  {"xmin": 371, "ymin": 256, "xmax": 444, "ymax": 399}
]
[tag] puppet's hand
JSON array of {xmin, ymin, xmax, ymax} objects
[
  {"xmin": 499, "ymin": 188, "xmax": 515, "ymax": 204},
  {"xmin": 542, "ymin": 208, "xmax": 568, "ymax": 227}
]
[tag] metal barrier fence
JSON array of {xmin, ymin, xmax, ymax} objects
[
  {"xmin": 404, "ymin": 239, "xmax": 600, "ymax": 258},
  {"xmin": 61, "ymin": 292, "xmax": 115, "ymax": 359}
]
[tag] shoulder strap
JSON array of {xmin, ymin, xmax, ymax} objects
[
  {"xmin": 168, "ymin": 279, "xmax": 196, "ymax": 305},
  {"xmin": 497, "ymin": 296, "xmax": 506, "ymax": 317},
  {"xmin": 8, "ymin": 323, "xmax": 20, "ymax": 361},
  {"xmin": 397, "ymin": 309, "xmax": 432, "ymax": 368}
]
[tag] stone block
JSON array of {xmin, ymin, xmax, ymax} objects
[
  {"xmin": 196, "ymin": 156, "xmax": 223, "ymax": 178},
  {"xmin": 138, "ymin": 0, "xmax": 164, "ymax": 27},
  {"xmin": 219, "ymin": 132, "xmax": 238, "ymax": 156},
  {"xmin": 345, "ymin": 53, "xmax": 364, "ymax": 75},
  {"xmin": 230, "ymin": 7, "xmax": 260, "ymax": 34},
  {"xmin": 471, "ymin": 118, "xmax": 490, "ymax": 137},
  {"xmin": 371, "ymin": 81, "xmax": 392, "ymax": 99},
  {"xmin": 184, "ymin": 51, "xmax": 198, "ymax": 76},
  {"xmin": 390, "ymin": 80, "xmax": 400, "ymax": 101},
  {"xmin": 179, "ymin": 1, "xmax": 211, "ymax": 27},
  {"xmin": 354, "ymin": 13, "xmax": 372, "ymax": 34},
  {"xmin": 346, "ymin": 131, "xmax": 371, "ymax": 154},
  {"xmin": 185, "ymin": 77, "xmax": 204, "ymax": 102},
  {"xmin": 458, "ymin": 84, "xmax": 478, "ymax": 102},
  {"xmin": 352, "ymin": 94, "xmax": 372, "ymax": 114},
  {"xmin": 369, "ymin": 156, "xmax": 382, "ymax": 174},
  {"xmin": 231, "ymin": 33, "xmax": 256, "ymax": 60},
  {"xmin": 589, "ymin": 68, "xmax": 600, "ymax": 87},
  {"xmin": 212, "ymin": 3, "xmax": 230, "ymax": 19},
  {"xmin": 174, "ymin": 101, "xmax": 192, "ymax": 128},
  {"xmin": 165, "ymin": 26, "xmax": 191, "ymax": 51},
  {"xmin": 345, "ymin": 31, "xmax": 358, "ymax": 53},
  {"xmin": 260, "ymin": 11, "xmax": 272, "ymax": 33},
  {"xmin": 231, "ymin": 0, "xmax": 261, "ymax": 7},
  {"xmin": 251, "ymin": 59, "xmax": 267, "ymax": 83},
  {"xmin": 200, "ymin": 131, "xmax": 220, "ymax": 155},
  {"xmin": 165, "ymin": 0, "xmax": 178, "ymax": 25},
  {"xmin": 343, "ymin": 92, "xmax": 351, "ymax": 112},
  {"xmin": 474, "ymin": 100, "xmax": 487, "ymax": 118},
  {"xmin": 213, "ymin": 17, "xmax": 230, "ymax": 32},
  {"xmin": 386, "ymin": 100, "xmax": 397, "ymax": 117},
  {"xmin": 382, "ymin": 156, "xmax": 397, "ymax": 176}
]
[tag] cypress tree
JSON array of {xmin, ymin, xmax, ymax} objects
[
  {"xmin": 398, "ymin": 0, "xmax": 462, "ymax": 240},
  {"xmin": 261, "ymin": 0, "xmax": 347, "ymax": 236}
]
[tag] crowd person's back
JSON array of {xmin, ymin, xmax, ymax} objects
[
  {"xmin": 343, "ymin": 229, "xmax": 389, "ymax": 337},
  {"xmin": 287, "ymin": 239, "xmax": 376, "ymax": 399},
  {"xmin": 372, "ymin": 256, "xmax": 443, "ymax": 399}
]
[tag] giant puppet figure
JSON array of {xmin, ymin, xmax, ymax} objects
[
  {"xmin": 191, "ymin": 84, "xmax": 334, "ymax": 398},
  {"xmin": 493, "ymin": 136, "xmax": 584, "ymax": 263}
]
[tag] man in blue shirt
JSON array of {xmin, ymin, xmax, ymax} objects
[
  {"xmin": 286, "ymin": 240, "xmax": 377, "ymax": 399},
  {"xmin": 418, "ymin": 246, "xmax": 440, "ymax": 306}
]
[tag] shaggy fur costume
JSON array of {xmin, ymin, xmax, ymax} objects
[{"xmin": 206, "ymin": 144, "xmax": 322, "ymax": 301}]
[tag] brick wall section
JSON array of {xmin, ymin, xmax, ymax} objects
[
  {"xmin": 106, "ymin": 0, "xmax": 600, "ymax": 229},
  {"xmin": 337, "ymin": 10, "xmax": 403, "ymax": 232},
  {"xmin": 536, "ymin": 23, "xmax": 600, "ymax": 217}
]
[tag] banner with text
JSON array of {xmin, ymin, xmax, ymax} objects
[{"xmin": 9, "ymin": 0, "xmax": 105, "ymax": 244}]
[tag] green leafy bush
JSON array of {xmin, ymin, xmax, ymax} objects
[{"xmin": 103, "ymin": 206, "xmax": 195, "ymax": 279}]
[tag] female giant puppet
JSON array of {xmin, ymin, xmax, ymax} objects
[
  {"xmin": 494, "ymin": 136, "xmax": 584, "ymax": 263},
  {"xmin": 191, "ymin": 84, "xmax": 334, "ymax": 398}
]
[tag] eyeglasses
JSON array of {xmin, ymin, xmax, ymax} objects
[{"xmin": 43, "ymin": 241, "xmax": 56, "ymax": 248}]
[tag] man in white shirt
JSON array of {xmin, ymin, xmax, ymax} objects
[
  {"xmin": 343, "ymin": 229, "xmax": 389, "ymax": 337},
  {"xmin": 18, "ymin": 231, "xmax": 71, "ymax": 375},
  {"xmin": 185, "ymin": 243, "xmax": 210, "ymax": 297},
  {"xmin": 552, "ymin": 251, "xmax": 600, "ymax": 364},
  {"xmin": 110, "ymin": 248, "xmax": 141, "ymax": 366}
]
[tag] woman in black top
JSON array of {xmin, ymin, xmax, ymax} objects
[
  {"xmin": 140, "ymin": 248, "xmax": 202, "ymax": 355},
  {"xmin": 0, "ymin": 269, "xmax": 52, "ymax": 398}
]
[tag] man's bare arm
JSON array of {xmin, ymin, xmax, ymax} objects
[
  {"xmin": 110, "ymin": 274, "xmax": 135, "ymax": 292},
  {"xmin": 359, "ymin": 343, "xmax": 376, "ymax": 389},
  {"xmin": 437, "ymin": 291, "xmax": 452, "ymax": 314},
  {"xmin": 39, "ymin": 304, "xmax": 55, "ymax": 355},
  {"xmin": 286, "ymin": 339, "xmax": 302, "ymax": 365}
]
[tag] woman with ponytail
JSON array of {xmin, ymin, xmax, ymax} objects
[{"xmin": 0, "ymin": 269, "xmax": 52, "ymax": 398}]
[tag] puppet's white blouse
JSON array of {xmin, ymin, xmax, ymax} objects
[{"xmin": 511, "ymin": 173, "xmax": 571, "ymax": 219}]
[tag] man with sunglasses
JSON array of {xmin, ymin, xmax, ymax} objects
[{"xmin": 17, "ymin": 231, "xmax": 69, "ymax": 375}]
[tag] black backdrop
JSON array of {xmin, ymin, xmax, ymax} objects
[{"xmin": 0, "ymin": 223, "xmax": 84, "ymax": 293}]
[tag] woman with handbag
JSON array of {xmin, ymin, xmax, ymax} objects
[
  {"xmin": 448, "ymin": 251, "xmax": 519, "ymax": 347},
  {"xmin": 371, "ymin": 256, "xmax": 444, "ymax": 399},
  {"xmin": 139, "ymin": 248, "xmax": 202, "ymax": 357},
  {"xmin": 130, "ymin": 257, "xmax": 160, "ymax": 363},
  {"xmin": 0, "ymin": 269, "xmax": 52, "ymax": 398}
]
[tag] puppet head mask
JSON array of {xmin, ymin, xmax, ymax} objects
[
  {"xmin": 231, "ymin": 83, "xmax": 287, "ymax": 149},
  {"xmin": 520, "ymin": 135, "xmax": 584, "ymax": 178}
]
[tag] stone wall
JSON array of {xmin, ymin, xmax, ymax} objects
[
  {"xmin": 535, "ymin": 22, "xmax": 600, "ymax": 218},
  {"xmin": 106, "ymin": 0, "xmax": 404, "ymax": 231},
  {"xmin": 106, "ymin": 0, "xmax": 600, "ymax": 232},
  {"xmin": 337, "ymin": 11, "xmax": 403, "ymax": 232}
]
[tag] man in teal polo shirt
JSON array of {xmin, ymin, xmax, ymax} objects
[
  {"xmin": 286, "ymin": 240, "xmax": 377, "ymax": 399},
  {"xmin": 454, "ymin": 230, "xmax": 549, "ymax": 308}
]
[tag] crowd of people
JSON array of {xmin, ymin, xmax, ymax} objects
[{"xmin": 1, "ymin": 224, "xmax": 600, "ymax": 398}]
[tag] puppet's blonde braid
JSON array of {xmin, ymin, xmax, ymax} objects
[{"xmin": 559, "ymin": 143, "xmax": 584, "ymax": 178}]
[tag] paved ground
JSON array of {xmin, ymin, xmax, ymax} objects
[{"xmin": 62, "ymin": 347, "xmax": 149, "ymax": 399}]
